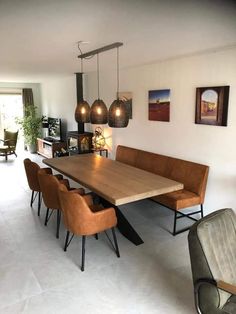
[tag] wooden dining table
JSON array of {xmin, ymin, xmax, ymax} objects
[{"xmin": 43, "ymin": 154, "xmax": 183, "ymax": 245}]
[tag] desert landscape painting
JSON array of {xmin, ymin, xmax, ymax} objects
[
  {"xmin": 200, "ymin": 89, "xmax": 218, "ymax": 122},
  {"xmin": 148, "ymin": 89, "xmax": 170, "ymax": 121}
]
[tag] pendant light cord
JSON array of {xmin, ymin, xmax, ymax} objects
[
  {"xmin": 97, "ymin": 53, "xmax": 100, "ymax": 100},
  {"xmin": 80, "ymin": 57, "xmax": 85, "ymax": 101},
  {"xmin": 117, "ymin": 47, "xmax": 119, "ymax": 98}
]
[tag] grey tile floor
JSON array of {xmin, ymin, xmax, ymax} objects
[{"xmin": 0, "ymin": 151, "xmax": 196, "ymax": 313}]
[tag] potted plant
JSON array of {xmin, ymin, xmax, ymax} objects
[{"xmin": 16, "ymin": 105, "xmax": 42, "ymax": 153}]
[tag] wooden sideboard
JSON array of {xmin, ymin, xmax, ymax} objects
[{"xmin": 37, "ymin": 138, "xmax": 67, "ymax": 158}]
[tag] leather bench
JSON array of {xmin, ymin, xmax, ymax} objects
[{"xmin": 116, "ymin": 145, "xmax": 209, "ymax": 235}]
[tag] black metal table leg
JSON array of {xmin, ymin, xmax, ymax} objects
[
  {"xmin": 99, "ymin": 197, "xmax": 144, "ymax": 246},
  {"xmin": 114, "ymin": 206, "xmax": 144, "ymax": 246}
]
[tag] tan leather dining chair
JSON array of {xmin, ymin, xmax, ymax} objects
[
  {"xmin": 0, "ymin": 129, "xmax": 18, "ymax": 161},
  {"xmin": 38, "ymin": 169, "xmax": 85, "ymax": 239},
  {"xmin": 58, "ymin": 184, "xmax": 120, "ymax": 272},
  {"xmin": 23, "ymin": 158, "xmax": 63, "ymax": 216}
]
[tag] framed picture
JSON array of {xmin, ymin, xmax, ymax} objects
[
  {"xmin": 148, "ymin": 89, "xmax": 170, "ymax": 122},
  {"xmin": 195, "ymin": 86, "xmax": 230, "ymax": 126},
  {"xmin": 117, "ymin": 91, "xmax": 133, "ymax": 119}
]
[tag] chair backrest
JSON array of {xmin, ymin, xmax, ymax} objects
[
  {"xmin": 24, "ymin": 159, "xmax": 54, "ymax": 192},
  {"xmin": 58, "ymin": 184, "xmax": 95, "ymax": 235},
  {"xmin": 38, "ymin": 169, "xmax": 62, "ymax": 210},
  {"xmin": 24, "ymin": 158, "xmax": 41, "ymax": 192},
  {"xmin": 188, "ymin": 208, "xmax": 236, "ymax": 312},
  {"xmin": 4, "ymin": 129, "xmax": 18, "ymax": 147}
]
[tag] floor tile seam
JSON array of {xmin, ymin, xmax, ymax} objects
[
  {"xmin": 3, "ymin": 210, "xmax": 39, "ymax": 220},
  {"xmin": 30, "ymin": 268, "xmax": 84, "ymax": 292},
  {"xmin": 0, "ymin": 290, "xmax": 45, "ymax": 312},
  {"xmin": 0, "ymin": 266, "xmax": 44, "ymax": 311},
  {"xmin": 0, "ymin": 216, "xmax": 18, "ymax": 241}
]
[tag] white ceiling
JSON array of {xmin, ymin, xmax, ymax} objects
[{"xmin": 0, "ymin": 0, "xmax": 236, "ymax": 82}]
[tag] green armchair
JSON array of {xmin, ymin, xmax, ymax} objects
[
  {"xmin": 188, "ymin": 208, "xmax": 236, "ymax": 314},
  {"xmin": 0, "ymin": 129, "xmax": 18, "ymax": 161}
]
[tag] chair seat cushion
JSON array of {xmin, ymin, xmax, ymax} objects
[
  {"xmin": 0, "ymin": 145, "xmax": 13, "ymax": 152},
  {"xmin": 152, "ymin": 189, "xmax": 201, "ymax": 210},
  {"xmin": 89, "ymin": 204, "xmax": 104, "ymax": 212},
  {"xmin": 54, "ymin": 174, "xmax": 63, "ymax": 180},
  {"xmin": 69, "ymin": 188, "xmax": 85, "ymax": 195}
]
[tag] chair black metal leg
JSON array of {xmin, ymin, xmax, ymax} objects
[
  {"xmin": 112, "ymin": 227, "xmax": 120, "ymax": 258},
  {"xmin": 94, "ymin": 233, "xmax": 98, "ymax": 240},
  {"xmin": 81, "ymin": 236, "xmax": 86, "ymax": 272},
  {"xmin": 173, "ymin": 211, "xmax": 177, "ymax": 235},
  {"xmin": 14, "ymin": 151, "xmax": 17, "ymax": 157},
  {"xmin": 64, "ymin": 231, "xmax": 70, "ymax": 251},
  {"xmin": 64, "ymin": 232, "xmax": 74, "ymax": 251},
  {"xmin": 37, "ymin": 192, "xmax": 41, "ymax": 216},
  {"xmin": 45, "ymin": 208, "xmax": 50, "ymax": 226},
  {"xmin": 56, "ymin": 210, "xmax": 61, "ymax": 239},
  {"xmin": 30, "ymin": 191, "xmax": 34, "ymax": 207},
  {"xmin": 200, "ymin": 204, "xmax": 204, "ymax": 218}
]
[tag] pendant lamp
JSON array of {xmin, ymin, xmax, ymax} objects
[
  {"xmin": 108, "ymin": 47, "xmax": 129, "ymax": 128},
  {"xmin": 90, "ymin": 54, "xmax": 108, "ymax": 124},
  {"xmin": 75, "ymin": 99, "xmax": 90, "ymax": 123},
  {"xmin": 74, "ymin": 57, "xmax": 90, "ymax": 123}
]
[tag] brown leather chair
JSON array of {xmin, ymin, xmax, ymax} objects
[
  {"xmin": 58, "ymin": 184, "xmax": 120, "ymax": 271},
  {"xmin": 38, "ymin": 169, "xmax": 85, "ymax": 239},
  {"xmin": 24, "ymin": 158, "xmax": 63, "ymax": 216},
  {"xmin": 0, "ymin": 129, "xmax": 18, "ymax": 161}
]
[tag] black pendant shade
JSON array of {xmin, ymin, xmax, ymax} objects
[
  {"xmin": 90, "ymin": 99, "xmax": 108, "ymax": 124},
  {"xmin": 108, "ymin": 46, "xmax": 129, "ymax": 128},
  {"xmin": 75, "ymin": 100, "xmax": 90, "ymax": 123},
  {"xmin": 108, "ymin": 99, "xmax": 129, "ymax": 128}
]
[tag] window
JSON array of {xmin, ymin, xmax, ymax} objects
[{"xmin": 0, "ymin": 93, "xmax": 23, "ymax": 138}]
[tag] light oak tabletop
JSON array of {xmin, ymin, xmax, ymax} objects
[{"xmin": 43, "ymin": 154, "xmax": 183, "ymax": 206}]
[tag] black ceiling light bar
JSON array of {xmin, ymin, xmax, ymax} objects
[
  {"xmin": 77, "ymin": 41, "xmax": 128, "ymax": 127},
  {"xmin": 78, "ymin": 42, "xmax": 123, "ymax": 59}
]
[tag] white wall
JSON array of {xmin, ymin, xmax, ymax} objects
[
  {"xmin": 85, "ymin": 47, "xmax": 236, "ymax": 213},
  {"xmin": 40, "ymin": 75, "xmax": 83, "ymax": 139}
]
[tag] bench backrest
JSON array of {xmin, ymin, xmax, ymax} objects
[{"xmin": 116, "ymin": 145, "xmax": 209, "ymax": 202}]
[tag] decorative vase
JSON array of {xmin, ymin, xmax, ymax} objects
[{"xmin": 27, "ymin": 143, "xmax": 36, "ymax": 154}]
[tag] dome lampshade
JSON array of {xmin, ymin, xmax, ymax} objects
[
  {"xmin": 75, "ymin": 100, "xmax": 90, "ymax": 123},
  {"xmin": 108, "ymin": 99, "xmax": 129, "ymax": 128},
  {"xmin": 90, "ymin": 99, "xmax": 108, "ymax": 124}
]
